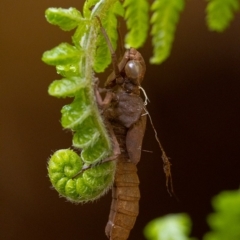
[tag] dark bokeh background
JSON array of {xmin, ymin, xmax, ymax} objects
[{"xmin": 1, "ymin": 1, "xmax": 240, "ymax": 239}]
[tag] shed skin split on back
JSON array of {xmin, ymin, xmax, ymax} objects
[
  {"xmin": 95, "ymin": 47, "xmax": 147, "ymax": 240},
  {"xmin": 96, "ymin": 17, "xmax": 174, "ymax": 239}
]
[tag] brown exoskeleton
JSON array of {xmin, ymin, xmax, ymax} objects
[
  {"xmin": 94, "ymin": 20, "xmax": 146, "ymax": 240},
  {"xmin": 95, "ymin": 17, "xmax": 173, "ymax": 240}
]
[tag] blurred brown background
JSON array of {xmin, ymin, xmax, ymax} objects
[{"xmin": 1, "ymin": 0, "xmax": 240, "ymax": 239}]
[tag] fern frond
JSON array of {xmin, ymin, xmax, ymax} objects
[
  {"xmin": 204, "ymin": 190, "xmax": 240, "ymax": 240},
  {"xmin": 150, "ymin": 0, "xmax": 185, "ymax": 64},
  {"xmin": 144, "ymin": 214, "xmax": 193, "ymax": 240},
  {"xmin": 93, "ymin": 0, "xmax": 124, "ymax": 72},
  {"xmin": 206, "ymin": 0, "xmax": 239, "ymax": 32},
  {"xmin": 123, "ymin": 0, "xmax": 149, "ymax": 49},
  {"xmin": 48, "ymin": 149, "xmax": 115, "ymax": 202}
]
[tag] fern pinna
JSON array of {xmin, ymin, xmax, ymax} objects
[{"xmin": 206, "ymin": 0, "xmax": 239, "ymax": 32}]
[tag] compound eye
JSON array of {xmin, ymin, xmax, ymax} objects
[{"xmin": 124, "ymin": 60, "xmax": 142, "ymax": 80}]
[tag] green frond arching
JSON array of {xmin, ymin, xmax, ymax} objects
[
  {"xmin": 206, "ymin": 0, "xmax": 239, "ymax": 32},
  {"xmin": 150, "ymin": 0, "xmax": 185, "ymax": 64},
  {"xmin": 42, "ymin": 0, "xmax": 122, "ymax": 202},
  {"xmin": 123, "ymin": 0, "xmax": 149, "ymax": 49}
]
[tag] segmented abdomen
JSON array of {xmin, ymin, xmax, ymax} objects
[{"xmin": 105, "ymin": 154, "xmax": 140, "ymax": 240}]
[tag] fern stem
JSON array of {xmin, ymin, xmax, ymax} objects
[{"xmin": 80, "ymin": 0, "xmax": 120, "ymax": 156}]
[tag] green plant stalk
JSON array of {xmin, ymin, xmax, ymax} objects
[{"xmin": 75, "ymin": 0, "xmax": 120, "ymax": 163}]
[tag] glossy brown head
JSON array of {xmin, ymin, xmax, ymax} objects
[{"xmin": 105, "ymin": 48, "xmax": 146, "ymax": 93}]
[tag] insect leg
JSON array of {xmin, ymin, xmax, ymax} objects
[{"xmin": 94, "ymin": 81, "xmax": 121, "ymax": 158}]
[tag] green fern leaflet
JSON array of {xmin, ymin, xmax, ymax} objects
[{"xmin": 206, "ymin": 0, "xmax": 239, "ymax": 32}]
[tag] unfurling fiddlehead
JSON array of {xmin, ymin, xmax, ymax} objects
[
  {"xmin": 43, "ymin": 0, "xmax": 124, "ymax": 202},
  {"xmin": 48, "ymin": 149, "xmax": 115, "ymax": 202}
]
